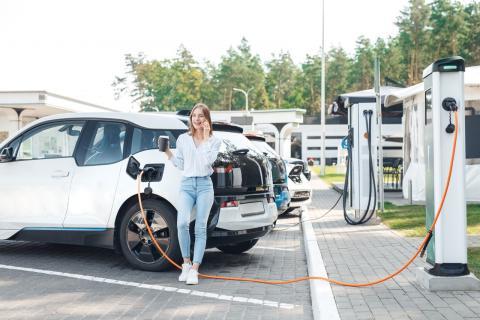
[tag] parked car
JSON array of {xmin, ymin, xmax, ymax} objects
[
  {"xmin": 244, "ymin": 133, "xmax": 290, "ymax": 214},
  {"xmin": 287, "ymin": 158, "xmax": 311, "ymax": 181},
  {"xmin": 0, "ymin": 112, "xmax": 277, "ymax": 271},
  {"xmin": 284, "ymin": 158, "xmax": 312, "ymax": 213}
]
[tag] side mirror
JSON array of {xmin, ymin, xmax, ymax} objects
[
  {"xmin": 304, "ymin": 172, "xmax": 312, "ymax": 181},
  {"xmin": 0, "ymin": 147, "xmax": 13, "ymax": 162}
]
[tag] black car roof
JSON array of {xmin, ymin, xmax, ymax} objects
[
  {"xmin": 175, "ymin": 111, "xmax": 243, "ymax": 134},
  {"xmin": 244, "ymin": 134, "xmax": 266, "ymax": 142}
]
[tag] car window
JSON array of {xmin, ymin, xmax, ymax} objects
[
  {"xmin": 5, "ymin": 137, "xmax": 22, "ymax": 158},
  {"xmin": 251, "ymin": 140, "xmax": 279, "ymax": 158},
  {"xmin": 214, "ymin": 131, "xmax": 262, "ymax": 153},
  {"xmin": 16, "ymin": 122, "xmax": 84, "ymax": 160},
  {"xmin": 131, "ymin": 128, "xmax": 185, "ymax": 154},
  {"xmin": 84, "ymin": 122, "xmax": 126, "ymax": 165}
]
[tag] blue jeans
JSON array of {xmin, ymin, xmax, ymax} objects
[{"xmin": 177, "ymin": 176, "xmax": 214, "ymax": 264}]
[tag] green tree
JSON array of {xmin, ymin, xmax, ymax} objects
[
  {"xmin": 461, "ymin": 2, "xmax": 480, "ymax": 65},
  {"xmin": 265, "ymin": 52, "xmax": 303, "ymax": 108},
  {"xmin": 429, "ymin": 0, "xmax": 468, "ymax": 59},
  {"xmin": 299, "ymin": 53, "xmax": 322, "ymax": 115},
  {"xmin": 325, "ymin": 47, "xmax": 352, "ymax": 103},
  {"xmin": 113, "ymin": 46, "xmax": 206, "ymax": 112},
  {"xmin": 396, "ymin": 0, "xmax": 432, "ymax": 85},
  {"xmin": 348, "ymin": 37, "xmax": 375, "ymax": 91},
  {"xmin": 199, "ymin": 61, "xmax": 222, "ymax": 110},
  {"xmin": 374, "ymin": 37, "xmax": 407, "ymax": 86},
  {"xmin": 214, "ymin": 38, "xmax": 269, "ymax": 110}
]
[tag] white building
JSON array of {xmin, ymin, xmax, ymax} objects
[
  {"xmin": 210, "ymin": 109, "xmax": 305, "ymax": 159},
  {"xmin": 292, "ymin": 87, "xmax": 404, "ymax": 166}
]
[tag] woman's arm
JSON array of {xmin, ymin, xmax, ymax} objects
[
  {"xmin": 166, "ymin": 135, "xmax": 184, "ymax": 170},
  {"xmin": 197, "ymin": 136, "xmax": 221, "ymax": 168}
]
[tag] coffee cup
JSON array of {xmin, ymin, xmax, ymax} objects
[{"xmin": 158, "ymin": 136, "xmax": 169, "ymax": 152}]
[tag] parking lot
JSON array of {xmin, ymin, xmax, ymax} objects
[{"xmin": 0, "ymin": 211, "xmax": 312, "ymax": 320}]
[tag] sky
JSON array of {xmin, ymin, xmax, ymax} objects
[{"xmin": 0, "ymin": 0, "xmax": 473, "ymax": 111}]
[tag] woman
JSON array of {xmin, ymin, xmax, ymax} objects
[{"xmin": 163, "ymin": 103, "xmax": 221, "ymax": 285}]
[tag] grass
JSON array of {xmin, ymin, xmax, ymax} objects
[
  {"xmin": 469, "ymin": 248, "xmax": 480, "ymax": 276},
  {"xmin": 311, "ymin": 165, "xmax": 345, "ymax": 185},
  {"xmin": 379, "ymin": 202, "xmax": 480, "ymax": 237},
  {"xmin": 379, "ymin": 202, "xmax": 480, "ymax": 276},
  {"xmin": 312, "ymin": 165, "xmax": 401, "ymax": 186}
]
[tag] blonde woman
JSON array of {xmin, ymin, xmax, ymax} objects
[{"xmin": 163, "ymin": 103, "xmax": 221, "ymax": 285}]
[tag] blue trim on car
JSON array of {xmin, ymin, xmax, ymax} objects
[{"xmin": 23, "ymin": 227, "xmax": 109, "ymax": 232}]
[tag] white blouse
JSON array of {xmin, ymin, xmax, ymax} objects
[{"xmin": 169, "ymin": 133, "xmax": 222, "ymax": 177}]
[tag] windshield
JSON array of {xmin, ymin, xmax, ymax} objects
[
  {"xmin": 251, "ymin": 140, "xmax": 279, "ymax": 158},
  {"xmin": 214, "ymin": 131, "xmax": 262, "ymax": 154}
]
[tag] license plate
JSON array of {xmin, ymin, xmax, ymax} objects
[{"xmin": 240, "ymin": 201, "xmax": 265, "ymax": 217}]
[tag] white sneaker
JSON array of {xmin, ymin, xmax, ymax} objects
[
  {"xmin": 186, "ymin": 268, "xmax": 199, "ymax": 285},
  {"xmin": 178, "ymin": 263, "xmax": 192, "ymax": 282}
]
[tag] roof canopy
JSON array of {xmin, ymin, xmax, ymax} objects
[
  {"xmin": 339, "ymin": 86, "xmax": 403, "ymax": 105},
  {"xmin": 384, "ymin": 66, "xmax": 480, "ymax": 108},
  {"xmin": 0, "ymin": 91, "xmax": 117, "ymax": 118}
]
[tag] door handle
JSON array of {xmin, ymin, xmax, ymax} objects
[{"xmin": 51, "ymin": 170, "xmax": 70, "ymax": 178}]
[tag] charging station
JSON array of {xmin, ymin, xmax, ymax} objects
[
  {"xmin": 417, "ymin": 56, "xmax": 480, "ymax": 290},
  {"xmin": 342, "ymin": 99, "xmax": 378, "ymax": 225}
]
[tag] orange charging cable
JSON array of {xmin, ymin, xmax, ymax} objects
[{"xmin": 136, "ymin": 112, "xmax": 459, "ymax": 286}]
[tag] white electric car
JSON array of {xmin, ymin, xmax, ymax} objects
[
  {"xmin": 284, "ymin": 158, "xmax": 312, "ymax": 213},
  {"xmin": 0, "ymin": 112, "xmax": 277, "ymax": 271}
]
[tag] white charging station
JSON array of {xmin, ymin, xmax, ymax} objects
[
  {"xmin": 343, "ymin": 98, "xmax": 378, "ymax": 225},
  {"xmin": 417, "ymin": 56, "xmax": 480, "ymax": 290}
]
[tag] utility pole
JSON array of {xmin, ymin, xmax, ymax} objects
[
  {"xmin": 320, "ymin": 0, "xmax": 326, "ymax": 175},
  {"xmin": 374, "ymin": 56, "xmax": 384, "ymax": 214},
  {"xmin": 233, "ymin": 87, "xmax": 254, "ymax": 130}
]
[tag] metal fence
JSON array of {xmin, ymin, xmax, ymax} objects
[{"xmin": 383, "ymin": 158, "xmax": 403, "ymax": 191}]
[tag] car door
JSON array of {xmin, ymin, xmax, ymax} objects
[
  {"xmin": 63, "ymin": 120, "xmax": 128, "ymax": 228},
  {"xmin": 0, "ymin": 121, "xmax": 85, "ymax": 230}
]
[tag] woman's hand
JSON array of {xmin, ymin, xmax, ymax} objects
[
  {"xmin": 161, "ymin": 143, "xmax": 172, "ymax": 159},
  {"xmin": 202, "ymin": 121, "xmax": 210, "ymax": 140}
]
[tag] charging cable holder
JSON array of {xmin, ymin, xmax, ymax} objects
[{"xmin": 443, "ymin": 97, "xmax": 458, "ymax": 134}]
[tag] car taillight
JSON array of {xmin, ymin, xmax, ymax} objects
[
  {"xmin": 268, "ymin": 195, "xmax": 275, "ymax": 203},
  {"xmin": 214, "ymin": 164, "xmax": 233, "ymax": 174},
  {"xmin": 221, "ymin": 200, "xmax": 239, "ymax": 208}
]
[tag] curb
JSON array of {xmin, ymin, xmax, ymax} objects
[{"xmin": 301, "ymin": 206, "xmax": 340, "ymax": 320}]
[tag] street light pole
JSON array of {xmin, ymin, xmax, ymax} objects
[
  {"xmin": 233, "ymin": 87, "xmax": 254, "ymax": 129},
  {"xmin": 320, "ymin": 0, "xmax": 326, "ymax": 175}
]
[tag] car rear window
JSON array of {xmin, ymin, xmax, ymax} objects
[
  {"xmin": 251, "ymin": 140, "xmax": 278, "ymax": 158},
  {"xmin": 214, "ymin": 131, "xmax": 261, "ymax": 153}
]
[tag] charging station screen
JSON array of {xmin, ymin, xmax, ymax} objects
[
  {"xmin": 465, "ymin": 115, "xmax": 480, "ymax": 159},
  {"xmin": 425, "ymin": 89, "xmax": 432, "ymax": 125}
]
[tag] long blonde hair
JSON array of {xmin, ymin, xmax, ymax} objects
[{"xmin": 188, "ymin": 103, "xmax": 213, "ymax": 137}]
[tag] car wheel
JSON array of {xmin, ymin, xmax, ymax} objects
[
  {"xmin": 119, "ymin": 199, "xmax": 181, "ymax": 271},
  {"xmin": 216, "ymin": 239, "xmax": 259, "ymax": 254}
]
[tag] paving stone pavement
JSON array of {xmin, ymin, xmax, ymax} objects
[
  {"xmin": 0, "ymin": 213, "xmax": 312, "ymax": 320},
  {"xmin": 308, "ymin": 174, "xmax": 480, "ymax": 320}
]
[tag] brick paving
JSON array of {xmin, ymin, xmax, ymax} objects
[
  {"xmin": 309, "ymin": 174, "xmax": 480, "ymax": 320},
  {"xmin": 0, "ymin": 212, "xmax": 312, "ymax": 320},
  {"xmin": 3, "ymin": 173, "xmax": 480, "ymax": 319}
]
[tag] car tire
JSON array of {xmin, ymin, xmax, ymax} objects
[
  {"xmin": 216, "ymin": 239, "xmax": 259, "ymax": 254},
  {"xmin": 119, "ymin": 199, "xmax": 182, "ymax": 271}
]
